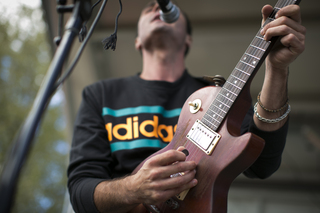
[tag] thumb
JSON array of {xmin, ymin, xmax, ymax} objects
[{"xmin": 261, "ymin": 5, "xmax": 274, "ymax": 26}]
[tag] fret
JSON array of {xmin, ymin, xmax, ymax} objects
[
  {"xmin": 220, "ymin": 87, "xmax": 238, "ymax": 101},
  {"xmin": 226, "ymin": 79, "xmax": 242, "ymax": 90},
  {"xmin": 268, "ymin": 17, "xmax": 275, "ymax": 22},
  {"xmin": 231, "ymin": 68, "xmax": 250, "ymax": 84},
  {"xmin": 255, "ymin": 35, "xmax": 266, "ymax": 42},
  {"xmin": 276, "ymin": 0, "xmax": 296, "ymax": 9},
  {"xmin": 236, "ymin": 61, "xmax": 254, "ymax": 75},
  {"xmin": 242, "ymin": 54, "xmax": 260, "ymax": 67},
  {"xmin": 244, "ymin": 52, "xmax": 260, "ymax": 61},
  {"xmin": 270, "ymin": 9, "xmax": 279, "ymax": 18},
  {"xmin": 240, "ymin": 60, "xmax": 255, "ymax": 68},
  {"xmin": 212, "ymin": 99, "xmax": 228, "ymax": 111},
  {"xmin": 216, "ymin": 94, "xmax": 233, "ymax": 108},
  {"xmin": 263, "ymin": 17, "xmax": 276, "ymax": 27},
  {"xmin": 252, "ymin": 36, "xmax": 270, "ymax": 50},
  {"xmin": 201, "ymin": 116, "xmax": 219, "ymax": 131},
  {"xmin": 201, "ymin": 0, "xmax": 300, "ymax": 132},
  {"xmin": 201, "ymin": 116, "xmax": 218, "ymax": 130},
  {"xmin": 246, "ymin": 46, "xmax": 265, "ymax": 59},
  {"xmin": 206, "ymin": 108, "xmax": 224, "ymax": 120},
  {"xmin": 234, "ymin": 68, "xmax": 250, "ymax": 80},
  {"xmin": 219, "ymin": 93, "xmax": 235, "ymax": 105},
  {"xmin": 228, "ymin": 75, "xmax": 246, "ymax": 89},
  {"xmin": 203, "ymin": 110, "xmax": 224, "ymax": 125},
  {"xmin": 223, "ymin": 81, "xmax": 241, "ymax": 96},
  {"xmin": 232, "ymin": 69, "xmax": 250, "ymax": 83},
  {"xmin": 209, "ymin": 102, "xmax": 228, "ymax": 116},
  {"xmin": 250, "ymin": 44, "xmax": 266, "ymax": 52},
  {"xmin": 203, "ymin": 111, "xmax": 221, "ymax": 122},
  {"xmin": 214, "ymin": 103, "xmax": 230, "ymax": 115},
  {"xmin": 230, "ymin": 74, "xmax": 245, "ymax": 83},
  {"xmin": 206, "ymin": 109, "xmax": 225, "ymax": 123}
]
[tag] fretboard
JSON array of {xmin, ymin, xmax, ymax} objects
[{"xmin": 201, "ymin": 0, "xmax": 301, "ymax": 131}]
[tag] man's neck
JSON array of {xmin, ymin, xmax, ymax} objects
[{"xmin": 140, "ymin": 49, "xmax": 186, "ymax": 83}]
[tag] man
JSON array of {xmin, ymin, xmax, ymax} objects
[{"xmin": 67, "ymin": 1, "xmax": 306, "ymax": 213}]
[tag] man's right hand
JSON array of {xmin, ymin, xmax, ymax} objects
[{"xmin": 126, "ymin": 147, "xmax": 198, "ymax": 206}]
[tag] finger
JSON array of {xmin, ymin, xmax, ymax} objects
[
  {"xmin": 148, "ymin": 149, "xmax": 186, "ymax": 167},
  {"xmin": 261, "ymin": 5, "xmax": 274, "ymax": 26},
  {"xmin": 276, "ymin": 5, "xmax": 301, "ymax": 23},
  {"xmin": 262, "ymin": 23, "xmax": 305, "ymax": 42},
  {"xmin": 144, "ymin": 175, "xmax": 197, "ymax": 205},
  {"xmin": 163, "ymin": 174, "xmax": 198, "ymax": 199},
  {"xmin": 151, "ymin": 160, "xmax": 196, "ymax": 180},
  {"xmin": 176, "ymin": 146, "xmax": 185, "ymax": 152},
  {"xmin": 166, "ymin": 160, "xmax": 197, "ymax": 176},
  {"xmin": 176, "ymin": 146, "xmax": 189, "ymax": 156},
  {"xmin": 145, "ymin": 171, "xmax": 197, "ymax": 204},
  {"xmin": 279, "ymin": 33, "xmax": 305, "ymax": 55},
  {"xmin": 152, "ymin": 169, "xmax": 197, "ymax": 190},
  {"xmin": 261, "ymin": 16, "xmax": 306, "ymax": 41}
]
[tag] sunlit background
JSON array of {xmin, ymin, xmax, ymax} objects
[{"xmin": 0, "ymin": 0, "xmax": 69, "ymax": 212}]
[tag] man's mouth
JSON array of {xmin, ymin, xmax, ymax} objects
[{"xmin": 151, "ymin": 14, "xmax": 161, "ymax": 22}]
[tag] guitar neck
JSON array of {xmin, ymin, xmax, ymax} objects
[{"xmin": 201, "ymin": 0, "xmax": 301, "ymax": 132}]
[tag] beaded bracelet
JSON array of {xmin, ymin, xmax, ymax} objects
[
  {"xmin": 257, "ymin": 92, "xmax": 289, "ymax": 113},
  {"xmin": 254, "ymin": 102, "xmax": 291, "ymax": 123}
]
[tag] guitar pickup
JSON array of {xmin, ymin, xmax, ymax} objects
[{"xmin": 186, "ymin": 120, "xmax": 221, "ymax": 155}]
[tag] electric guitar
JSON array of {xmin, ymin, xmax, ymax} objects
[{"xmin": 131, "ymin": 0, "xmax": 301, "ymax": 212}]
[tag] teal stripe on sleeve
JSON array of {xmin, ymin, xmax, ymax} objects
[
  {"xmin": 102, "ymin": 106, "xmax": 181, "ymax": 118},
  {"xmin": 110, "ymin": 139, "xmax": 167, "ymax": 152}
]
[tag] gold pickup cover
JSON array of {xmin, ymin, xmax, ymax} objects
[{"xmin": 186, "ymin": 120, "xmax": 221, "ymax": 155}]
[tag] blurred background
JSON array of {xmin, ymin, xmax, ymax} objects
[{"xmin": 1, "ymin": 0, "xmax": 319, "ymax": 212}]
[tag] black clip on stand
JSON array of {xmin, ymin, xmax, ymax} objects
[{"xmin": 0, "ymin": 0, "xmax": 91, "ymax": 212}]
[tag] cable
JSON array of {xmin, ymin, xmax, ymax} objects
[
  {"xmin": 102, "ymin": 0, "xmax": 122, "ymax": 50},
  {"xmin": 52, "ymin": 0, "xmax": 108, "ymax": 92}
]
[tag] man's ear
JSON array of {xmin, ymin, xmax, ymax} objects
[
  {"xmin": 135, "ymin": 37, "xmax": 142, "ymax": 51},
  {"xmin": 184, "ymin": 34, "xmax": 192, "ymax": 56},
  {"xmin": 185, "ymin": 34, "xmax": 192, "ymax": 49}
]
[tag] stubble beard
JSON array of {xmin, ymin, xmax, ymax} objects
[{"xmin": 143, "ymin": 26, "xmax": 182, "ymax": 53}]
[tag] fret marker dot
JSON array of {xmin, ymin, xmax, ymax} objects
[
  {"xmin": 253, "ymin": 61, "xmax": 256, "ymax": 65},
  {"xmin": 226, "ymin": 93, "xmax": 229, "ymax": 96},
  {"xmin": 219, "ymin": 104, "xmax": 222, "ymax": 108},
  {"xmin": 234, "ymin": 80, "xmax": 238, "ymax": 84}
]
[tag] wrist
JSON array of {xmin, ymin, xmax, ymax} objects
[
  {"xmin": 124, "ymin": 175, "xmax": 142, "ymax": 205},
  {"xmin": 265, "ymin": 59, "xmax": 289, "ymax": 79},
  {"xmin": 266, "ymin": 67, "xmax": 289, "ymax": 81}
]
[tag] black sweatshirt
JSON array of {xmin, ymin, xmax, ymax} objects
[{"xmin": 67, "ymin": 71, "xmax": 288, "ymax": 213}]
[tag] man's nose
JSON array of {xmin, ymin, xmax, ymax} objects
[{"xmin": 152, "ymin": 3, "xmax": 160, "ymax": 12}]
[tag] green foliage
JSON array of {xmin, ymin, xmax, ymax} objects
[{"xmin": 0, "ymin": 4, "xmax": 69, "ymax": 213}]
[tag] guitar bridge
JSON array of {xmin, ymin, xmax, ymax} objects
[{"xmin": 186, "ymin": 120, "xmax": 221, "ymax": 155}]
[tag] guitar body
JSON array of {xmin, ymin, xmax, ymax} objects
[{"xmin": 130, "ymin": 85, "xmax": 265, "ymax": 213}]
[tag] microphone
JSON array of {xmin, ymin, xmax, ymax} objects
[{"xmin": 156, "ymin": 0, "xmax": 180, "ymax": 23}]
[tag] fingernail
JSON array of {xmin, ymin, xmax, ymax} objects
[
  {"xmin": 192, "ymin": 179, "xmax": 198, "ymax": 186},
  {"xmin": 181, "ymin": 149, "xmax": 189, "ymax": 156},
  {"xmin": 260, "ymin": 28, "xmax": 265, "ymax": 35},
  {"xmin": 275, "ymin": 13, "xmax": 279, "ymax": 18}
]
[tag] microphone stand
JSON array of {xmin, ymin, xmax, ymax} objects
[{"xmin": 0, "ymin": 1, "xmax": 91, "ymax": 212}]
